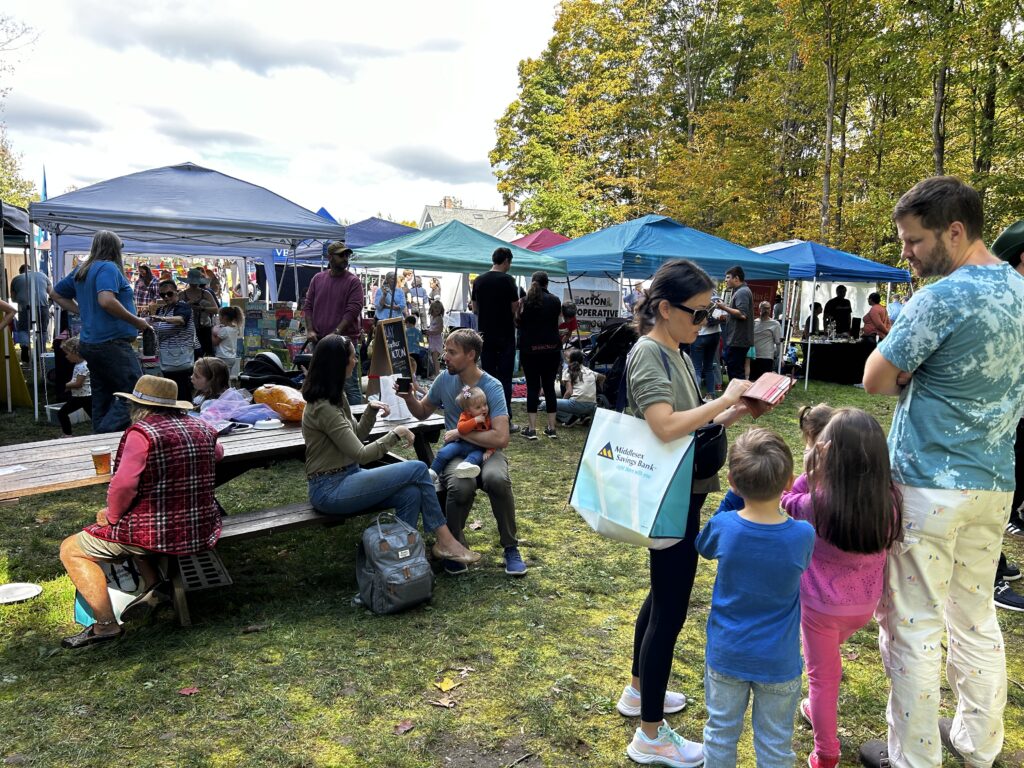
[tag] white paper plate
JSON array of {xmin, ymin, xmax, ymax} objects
[
  {"xmin": 253, "ymin": 419, "xmax": 284, "ymax": 430},
  {"xmin": 0, "ymin": 583, "xmax": 43, "ymax": 605}
]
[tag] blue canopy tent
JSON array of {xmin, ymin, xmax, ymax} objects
[
  {"xmin": 262, "ymin": 216, "xmax": 422, "ymax": 302},
  {"xmin": 751, "ymin": 239, "xmax": 911, "ymax": 389},
  {"xmin": 31, "ymin": 163, "xmax": 345, "ymax": 302},
  {"xmin": 751, "ymin": 239, "xmax": 910, "ymax": 282},
  {"xmin": 543, "ymin": 214, "xmax": 791, "ymax": 280}
]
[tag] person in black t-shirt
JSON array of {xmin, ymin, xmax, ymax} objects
[
  {"xmin": 471, "ymin": 247, "xmax": 521, "ymax": 427},
  {"xmin": 822, "ymin": 285, "xmax": 853, "ymax": 335},
  {"xmin": 517, "ymin": 271, "xmax": 563, "ymax": 440}
]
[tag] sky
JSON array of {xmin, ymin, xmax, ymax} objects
[{"xmin": 1, "ymin": 0, "xmax": 558, "ymax": 225}]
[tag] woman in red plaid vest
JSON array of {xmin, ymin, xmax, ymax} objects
[{"xmin": 59, "ymin": 375, "xmax": 223, "ymax": 649}]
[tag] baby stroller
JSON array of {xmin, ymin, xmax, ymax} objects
[
  {"xmin": 586, "ymin": 317, "xmax": 638, "ymax": 409},
  {"xmin": 239, "ymin": 351, "xmax": 305, "ymax": 392}
]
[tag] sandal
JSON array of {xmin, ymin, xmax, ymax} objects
[{"xmin": 61, "ymin": 623, "xmax": 124, "ymax": 649}]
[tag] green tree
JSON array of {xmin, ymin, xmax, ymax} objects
[{"xmin": 0, "ymin": 125, "xmax": 35, "ymax": 206}]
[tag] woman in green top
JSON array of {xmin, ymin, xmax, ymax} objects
[
  {"xmin": 301, "ymin": 335, "xmax": 479, "ymax": 565},
  {"xmin": 620, "ymin": 260, "xmax": 756, "ymax": 767}
]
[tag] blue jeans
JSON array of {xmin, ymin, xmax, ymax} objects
[
  {"xmin": 690, "ymin": 332, "xmax": 720, "ymax": 396},
  {"xmin": 540, "ymin": 398, "xmax": 596, "ymax": 423},
  {"xmin": 79, "ymin": 338, "xmax": 143, "ymax": 434},
  {"xmin": 702, "ymin": 666, "xmax": 801, "ymax": 768},
  {"xmin": 431, "ymin": 439, "xmax": 483, "ymax": 475},
  {"xmin": 307, "ymin": 460, "xmax": 445, "ymax": 533}
]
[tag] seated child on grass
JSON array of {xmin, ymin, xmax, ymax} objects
[
  {"xmin": 695, "ymin": 427, "xmax": 815, "ymax": 767},
  {"xmin": 428, "ymin": 385, "xmax": 494, "ymax": 488}
]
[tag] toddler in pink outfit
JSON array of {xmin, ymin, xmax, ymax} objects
[{"xmin": 780, "ymin": 406, "xmax": 902, "ymax": 768}]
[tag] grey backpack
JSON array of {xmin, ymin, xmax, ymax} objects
[{"xmin": 355, "ymin": 513, "xmax": 434, "ymax": 614}]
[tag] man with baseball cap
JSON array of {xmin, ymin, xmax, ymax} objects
[{"xmin": 303, "ymin": 242, "xmax": 364, "ymax": 404}]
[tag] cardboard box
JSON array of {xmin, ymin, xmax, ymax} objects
[{"xmin": 45, "ymin": 403, "xmax": 90, "ymax": 427}]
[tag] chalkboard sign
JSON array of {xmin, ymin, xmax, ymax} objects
[{"xmin": 370, "ymin": 317, "xmax": 411, "ymax": 378}]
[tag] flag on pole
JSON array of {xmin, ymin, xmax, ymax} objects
[{"xmin": 35, "ymin": 167, "xmax": 50, "ymax": 252}]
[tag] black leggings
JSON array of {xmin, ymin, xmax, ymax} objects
[
  {"xmin": 57, "ymin": 396, "xmax": 92, "ymax": 435},
  {"xmin": 631, "ymin": 493, "xmax": 706, "ymax": 722},
  {"xmin": 521, "ymin": 349, "xmax": 560, "ymax": 414}
]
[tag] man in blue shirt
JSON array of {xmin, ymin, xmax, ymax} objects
[
  {"xmin": 373, "ymin": 272, "xmax": 406, "ymax": 321},
  {"xmin": 398, "ymin": 328, "xmax": 525, "ymax": 576},
  {"xmin": 862, "ymin": 177, "xmax": 1024, "ymax": 768},
  {"xmin": 50, "ymin": 231, "xmax": 149, "ymax": 433}
]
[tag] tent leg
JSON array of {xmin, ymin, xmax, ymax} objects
[{"xmin": 804, "ymin": 278, "xmax": 817, "ymax": 391}]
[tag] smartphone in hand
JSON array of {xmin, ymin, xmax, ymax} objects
[{"xmin": 396, "ymin": 376, "xmax": 412, "ymax": 394}]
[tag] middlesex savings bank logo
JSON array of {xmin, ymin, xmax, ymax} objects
[{"xmin": 597, "ymin": 442, "xmax": 655, "ymax": 472}]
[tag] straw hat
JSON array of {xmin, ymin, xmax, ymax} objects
[{"xmin": 115, "ymin": 375, "xmax": 194, "ymax": 410}]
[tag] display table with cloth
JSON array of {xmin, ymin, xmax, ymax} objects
[{"xmin": 798, "ymin": 339, "xmax": 875, "ymax": 385}]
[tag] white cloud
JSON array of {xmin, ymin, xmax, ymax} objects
[{"xmin": 1, "ymin": 0, "xmax": 557, "ymax": 221}]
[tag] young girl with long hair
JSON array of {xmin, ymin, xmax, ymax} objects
[
  {"xmin": 191, "ymin": 357, "xmax": 231, "ymax": 412},
  {"xmin": 426, "ymin": 299, "xmax": 445, "ymax": 377},
  {"xmin": 781, "ymin": 407, "xmax": 902, "ymax": 768},
  {"xmin": 618, "ymin": 259, "xmax": 759, "ymax": 768},
  {"xmin": 212, "ymin": 306, "xmax": 244, "ymax": 381}
]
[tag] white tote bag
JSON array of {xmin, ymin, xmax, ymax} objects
[{"xmin": 569, "ymin": 407, "xmax": 695, "ymax": 549}]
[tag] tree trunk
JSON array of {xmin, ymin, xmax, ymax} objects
[
  {"xmin": 973, "ymin": 22, "xmax": 999, "ymax": 198},
  {"xmin": 932, "ymin": 64, "xmax": 948, "ymax": 176},
  {"xmin": 821, "ymin": 58, "xmax": 837, "ymax": 242},
  {"xmin": 835, "ymin": 70, "xmax": 851, "ymax": 239}
]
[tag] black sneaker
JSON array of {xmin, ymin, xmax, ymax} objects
[
  {"xmin": 521, "ymin": 428, "xmax": 538, "ymax": 440},
  {"xmin": 1006, "ymin": 518, "xmax": 1024, "ymax": 539},
  {"xmin": 543, "ymin": 427, "xmax": 558, "ymax": 439},
  {"xmin": 995, "ymin": 579, "xmax": 1024, "ymax": 611},
  {"xmin": 997, "ymin": 559, "xmax": 1022, "ymax": 582},
  {"xmin": 858, "ymin": 740, "xmax": 891, "ymax": 767},
  {"xmin": 562, "ymin": 415, "xmax": 580, "ymax": 427}
]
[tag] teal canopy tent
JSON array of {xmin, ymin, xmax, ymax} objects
[{"xmin": 352, "ymin": 220, "xmax": 567, "ymax": 276}]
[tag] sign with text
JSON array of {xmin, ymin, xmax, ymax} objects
[
  {"xmin": 369, "ymin": 317, "xmax": 412, "ymax": 380},
  {"xmin": 564, "ymin": 289, "xmax": 620, "ymax": 332}
]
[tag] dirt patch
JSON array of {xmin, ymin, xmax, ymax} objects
[{"xmin": 436, "ymin": 736, "xmax": 543, "ymax": 768}]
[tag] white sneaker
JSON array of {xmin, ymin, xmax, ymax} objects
[
  {"xmin": 453, "ymin": 461, "xmax": 481, "ymax": 479},
  {"xmin": 617, "ymin": 685, "xmax": 687, "ymax": 717},
  {"xmin": 428, "ymin": 468, "xmax": 441, "ymax": 491},
  {"xmin": 626, "ymin": 722, "xmax": 704, "ymax": 767}
]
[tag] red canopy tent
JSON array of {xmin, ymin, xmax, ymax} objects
[{"xmin": 511, "ymin": 228, "xmax": 570, "ymax": 251}]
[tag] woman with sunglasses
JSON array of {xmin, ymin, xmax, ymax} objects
[
  {"xmin": 149, "ymin": 280, "xmax": 198, "ymax": 402},
  {"xmin": 619, "ymin": 259, "xmax": 760, "ymax": 768}
]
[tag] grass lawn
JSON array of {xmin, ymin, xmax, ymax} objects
[{"xmin": 1, "ymin": 382, "xmax": 1022, "ymax": 767}]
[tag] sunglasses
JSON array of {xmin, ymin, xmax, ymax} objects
[
  {"xmin": 159, "ymin": 291, "xmax": 176, "ymax": 298},
  {"xmin": 670, "ymin": 302, "xmax": 712, "ymax": 325}
]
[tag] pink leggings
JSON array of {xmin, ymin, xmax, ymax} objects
[{"xmin": 801, "ymin": 604, "xmax": 876, "ymax": 759}]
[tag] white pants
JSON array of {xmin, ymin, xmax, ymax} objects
[{"xmin": 876, "ymin": 484, "xmax": 1010, "ymax": 768}]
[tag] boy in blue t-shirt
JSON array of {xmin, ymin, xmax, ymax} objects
[{"xmin": 696, "ymin": 427, "xmax": 815, "ymax": 767}]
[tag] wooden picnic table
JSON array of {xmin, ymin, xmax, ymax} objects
[{"xmin": 0, "ymin": 405, "xmax": 446, "ymax": 503}]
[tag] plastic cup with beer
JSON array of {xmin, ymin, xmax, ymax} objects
[{"xmin": 91, "ymin": 447, "xmax": 112, "ymax": 475}]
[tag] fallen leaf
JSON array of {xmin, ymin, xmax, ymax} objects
[
  {"xmin": 433, "ymin": 677, "xmax": 461, "ymax": 692},
  {"xmin": 393, "ymin": 719, "xmax": 415, "ymax": 735},
  {"xmin": 468, "ymin": 520, "xmax": 483, "ymax": 530},
  {"xmin": 242, "ymin": 624, "xmax": 268, "ymax": 634},
  {"xmin": 843, "ymin": 651, "xmax": 859, "ymax": 661},
  {"xmin": 429, "ymin": 697, "xmax": 456, "ymax": 708},
  {"xmin": 177, "ymin": 686, "xmax": 200, "ymax": 696},
  {"xmin": 455, "ymin": 666, "xmax": 476, "ymax": 678}
]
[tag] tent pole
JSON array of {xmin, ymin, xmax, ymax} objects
[
  {"xmin": 777, "ymin": 280, "xmax": 791, "ymax": 374},
  {"xmin": 28, "ymin": 236, "xmax": 40, "ymax": 420},
  {"xmin": 1, "ymin": 199, "xmax": 10, "ymax": 412},
  {"xmin": 804, "ymin": 278, "xmax": 817, "ymax": 391},
  {"xmin": 291, "ymin": 241, "xmax": 299, "ymax": 305}
]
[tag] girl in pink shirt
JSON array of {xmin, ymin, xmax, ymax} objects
[{"xmin": 781, "ymin": 407, "xmax": 902, "ymax": 768}]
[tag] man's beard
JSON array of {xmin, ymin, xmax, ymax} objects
[{"xmin": 916, "ymin": 237, "xmax": 954, "ymax": 278}]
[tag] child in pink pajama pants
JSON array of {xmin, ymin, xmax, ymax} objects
[{"xmin": 781, "ymin": 407, "xmax": 903, "ymax": 768}]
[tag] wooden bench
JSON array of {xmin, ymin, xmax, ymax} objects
[{"xmin": 167, "ymin": 453, "xmax": 405, "ymax": 626}]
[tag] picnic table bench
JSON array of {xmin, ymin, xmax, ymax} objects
[{"xmin": 0, "ymin": 407, "xmax": 448, "ymax": 625}]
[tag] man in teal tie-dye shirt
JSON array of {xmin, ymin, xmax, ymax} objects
[{"xmin": 862, "ymin": 177, "xmax": 1024, "ymax": 768}]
